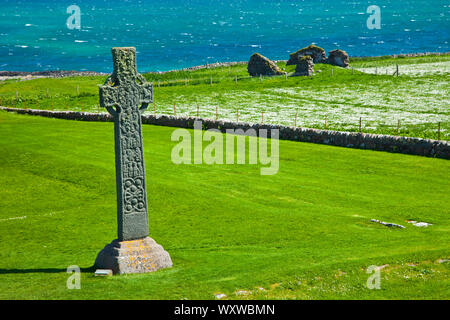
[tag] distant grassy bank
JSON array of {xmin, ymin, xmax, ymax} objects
[{"xmin": 0, "ymin": 54, "xmax": 448, "ymax": 140}]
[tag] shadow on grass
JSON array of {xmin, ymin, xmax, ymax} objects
[{"xmin": 0, "ymin": 266, "xmax": 95, "ymax": 274}]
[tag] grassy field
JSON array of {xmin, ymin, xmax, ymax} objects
[
  {"xmin": 0, "ymin": 111, "xmax": 448, "ymax": 299},
  {"xmin": 0, "ymin": 54, "xmax": 448, "ymax": 140}
]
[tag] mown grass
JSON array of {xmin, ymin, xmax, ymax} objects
[
  {"xmin": 0, "ymin": 111, "xmax": 448, "ymax": 299},
  {"xmin": 0, "ymin": 54, "xmax": 448, "ymax": 140}
]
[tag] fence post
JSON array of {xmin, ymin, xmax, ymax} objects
[
  {"xmin": 294, "ymin": 111, "xmax": 298, "ymax": 127},
  {"xmin": 210, "ymin": 77, "xmax": 213, "ymax": 86},
  {"xmin": 196, "ymin": 104, "xmax": 199, "ymax": 118},
  {"xmin": 396, "ymin": 64, "xmax": 399, "ymax": 77},
  {"xmin": 261, "ymin": 111, "xmax": 264, "ymax": 124},
  {"xmin": 359, "ymin": 117, "xmax": 362, "ymax": 133},
  {"xmin": 174, "ymin": 104, "xmax": 176, "ymax": 116},
  {"xmin": 46, "ymin": 88, "xmax": 49, "ymax": 98},
  {"xmin": 215, "ymin": 106, "xmax": 218, "ymax": 121},
  {"xmin": 76, "ymin": 85, "xmax": 79, "ymax": 96},
  {"xmin": 325, "ymin": 115, "xmax": 327, "ymax": 130},
  {"xmin": 158, "ymin": 80, "xmax": 160, "ymax": 88},
  {"xmin": 397, "ymin": 119, "xmax": 400, "ymax": 136},
  {"xmin": 236, "ymin": 109, "xmax": 239, "ymax": 122}
]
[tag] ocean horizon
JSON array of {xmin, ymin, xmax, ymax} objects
[{"xmin": 0, "ymin": 0, "xmax": 448, "ymax": 73}]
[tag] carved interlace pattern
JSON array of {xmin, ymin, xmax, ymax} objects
[
  {"xmin": 99, "ymin": 48, "xmax": 152, "ymax": 217},
  {"xmin": 120, "ymin": 108, "xmax": 146, "ymax": 214}
]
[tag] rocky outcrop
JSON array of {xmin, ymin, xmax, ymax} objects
[
  {"xmin": 370, "ymin": 219, "xmax": 405, "ymax": 228},
  {"xmin": 294, "ymin": 56, "xmax": 314, "ymax": 76},
  {"xmin": 247, "ymin": 53, "xmax": 283, "ymax": 76},
  {"xmin": 287, "ymin": 44, "xmax": 327, "ymax": 65},
  {"xmin": 327, "ymin": 49, "xmax": 349, "ymax": 68}
]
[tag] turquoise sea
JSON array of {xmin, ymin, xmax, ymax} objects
[{"xmin": 0, "ymin": 0, "xmax": 448, "ymax": 72}]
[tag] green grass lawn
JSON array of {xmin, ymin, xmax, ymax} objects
[
  {"xmin": 0, "ymin": 54, "xmax": 448, "ymax": 140},
  {"xmin": 0, "ymin": 111, "xmax": 448, "ymax": 299}
]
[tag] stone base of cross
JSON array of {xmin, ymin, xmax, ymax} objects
[
  {"xmin": 94, "ymin": 47, "xmax": 172, "ymax": 274},
  {"xmin": 95, "ymin": 237, "xmax": 172, "ymax": 275}
]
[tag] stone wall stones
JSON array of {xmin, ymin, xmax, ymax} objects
[{"xmin": 1, "ymin": 106, "xmax": 448, "ymax": 159}]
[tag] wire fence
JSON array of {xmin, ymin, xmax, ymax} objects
[
  {"xmin": 0, "ymin": 63, "xmax": 447, "ymax": 141},
  {"xmin": 0, "ymin": 96, "xmax": 446, "ymax": 141}
]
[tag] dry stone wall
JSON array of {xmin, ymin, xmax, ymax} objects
[{"xmin": 1, "ymin": 106, "xmax": 448, "ymax": 159}]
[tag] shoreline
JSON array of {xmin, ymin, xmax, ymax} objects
[
  {"xmin": 154, "ymin": 51, "xmax": 449, "ymax": 74},
  {"xmin": 0, "ymin": 51, "xmax": 448, "ymax": 81},
  {"xmin": 0, "ymin": 70, "xmax": 107, "ymax": 81}
]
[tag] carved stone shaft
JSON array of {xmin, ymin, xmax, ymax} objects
[{"xmin": 99, "ymin": 47, "xmax": 153, "ymax": 241}]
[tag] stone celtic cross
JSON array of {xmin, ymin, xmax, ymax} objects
[
  {"xmin": 95, "ymin": 47, "xmax": 172, "ymax": 274},
  {"xmin": 99, "ymin": 47, "xmax": 152, "ymax": 241}
]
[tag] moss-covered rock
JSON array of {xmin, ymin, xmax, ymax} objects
[
  {"xmin": 287, "ymin": 44, "xmax": 327, "ymax": 65},
  {"xmin": 247, "ymin": 53, "xmax": 284, "ymax": 76},
  {"xmin": 293, "ymin": 56, "xmax": 314, "ymax": 76},
  {"xmin": 327, "ymin": 49, "xmax": 349, "ymax": 68}
]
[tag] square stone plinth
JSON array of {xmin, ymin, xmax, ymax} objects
[{"xmin": 95, "ymin": 237, "xmax": 172, "ymax": 275}]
